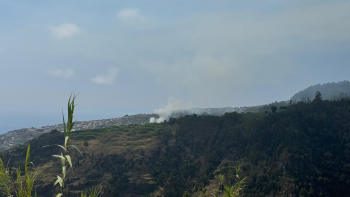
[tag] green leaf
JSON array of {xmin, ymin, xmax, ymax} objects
[
  {"xmin": 60, "ymin": 153, "xmax": 65, "ymax": 166},
  {"xmin": 64, "ymin": 136, "xmax": 69, "ymax": 147},
  {"xmin": 52, "ymin": 154, "xmax": 65, "ymax": 166},
  {"xmin": 69, "ymin": 145, "xmax": 84, "ymax": 157},
  {"xmin": 236, "ymin": 166, "xmax": 240, "ymax": 175},
  {"xmin": 52, "ymin": 155, "xmax": 65, "ymax": 160},
  {"xmin": 66, "ymin": 155, "xmax": 73, "ymax": 169},
  {"xmin": 64, "ymin": 93, "xmax": 78, "ymax": 134},
  {"xmin": 219, "ymin": 174, "xmax": 224, "ymax": 185},
  {"xmin": 57, "ymin": 145, "xmax": 67, "ymax": 152},
  {"xmin": 62, "ymin": 111, "xmax": 67, "ymax": 135},
  {"xmin": 54, "ymin": 175, "xmax": 63, "ymax": 187},
  {"xmin": 62, "ymin": 166, "xmax": 66, "ymax": 178},
  {"xmin": 56, "ymin": 193, "xmax": 63, "ymax": 197},
  {"xmin": 25, "ymin": 144, "xmax": 30, "ymax": 176},
  {"xmin": 43, "ymin": 144, "xmax": 65, "ymax": 149}
]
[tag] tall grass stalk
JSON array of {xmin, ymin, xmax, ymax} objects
[
  {"xmin": 47, "ymin": 93, "xmax": 84, "ymax": 197},
  {"xmin": 0, "ymin": 94, "xmax": 103, "ymax": 197},
  {"xmin": 0, "ymin": 144, "xmax": 38, "ymax": 197},
  {"xmin": 49, "ymin": 94, "xmax": 103, "ymax": 197}
]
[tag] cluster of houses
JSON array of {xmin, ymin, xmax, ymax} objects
[{"xmin": 0, "ymin": 114, "xmax": 158, "ymax": 151}]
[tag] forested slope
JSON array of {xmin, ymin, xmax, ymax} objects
[
  {"xmin": 2, "ymin": 97, "xmax": 350, "ymax": 197},
  {"xmin": 291, "ymin": 80, "xmax": 350, "ymax": 101}
]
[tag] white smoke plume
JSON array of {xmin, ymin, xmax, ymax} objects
[{"xmin": 150, "ymin": 97, "xmax": 191, "ymax": 123}]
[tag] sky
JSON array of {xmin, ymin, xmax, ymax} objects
[{"xmin": 1, "ymin": 0, "xmax": 350, "ymax": 133}]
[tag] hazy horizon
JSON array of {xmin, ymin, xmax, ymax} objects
[{"xmin": 1, "ymin": 0, "xmax": 350, "ymax": 133}]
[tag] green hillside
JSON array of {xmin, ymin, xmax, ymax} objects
[{"xmin": 2, "ymin": 95, "xmax": 350, "ymax": 197}]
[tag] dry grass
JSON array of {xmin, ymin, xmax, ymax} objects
[{"xmin": 31, "ymin": 124, "xmax": 164, "ymax": 196}]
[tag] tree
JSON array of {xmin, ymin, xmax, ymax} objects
[
  {"xmin": 299, "ymin": 187, "xmax": 308, "ymax": 197},
  {"xmin": 271, "ymin": 106, "xmax": 277, "ymax": 113},
  {"xmin": 313, "ymin": 91, "xmax": 322, "ymax": 102}
]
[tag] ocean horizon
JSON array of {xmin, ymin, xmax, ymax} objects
[
  {"xmin": 0, "ymin": 111, "xmax": 128, "ymax": 135},
  {"xmin": 0, "ymin": 112, "xmax": 62, "ymax": 134}
]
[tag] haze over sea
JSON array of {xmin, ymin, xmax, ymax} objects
[
  {"xmin": 0, "ymin": 110, "xmax": 147, "ymax": 134},
  {"xmin": 0, "ymin": 113, "xmax": 56, "ymax": 134}
]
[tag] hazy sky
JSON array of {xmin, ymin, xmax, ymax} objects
[{"xmin": 1, "ymin": 0, "xmax": 350, "ymax": 132}]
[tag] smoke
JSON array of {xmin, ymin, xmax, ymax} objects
[
  {"xmin": 149, "ymin": 117, "xmax": 156, "ymax": 123},
  {"xmin": 143, "ymin": 55, "xmax": 241, "ymax": 108},
  {"xmin": 149, "ymin": 117, "xmax": 164, "ymax": 123},
  {"xmin": 150, "ymin": 97, "xmax": 191, "ymax": 123},
  {"xmin": 149, "ymin": 117, "xmax": 165, "ymax": 123}
]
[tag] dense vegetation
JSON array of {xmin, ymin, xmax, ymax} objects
[{"xmin": 1, "ymin": 93, "xmax": 350, "ymax": 196}]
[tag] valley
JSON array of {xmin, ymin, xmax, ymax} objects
[{"xmin": 2, "ymin": 96, "xmax": 350, "ymax": 196}]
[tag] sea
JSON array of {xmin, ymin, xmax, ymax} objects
[{"xmin": 0, "ymin": 113, "xmax": 61, "ymax": 134}]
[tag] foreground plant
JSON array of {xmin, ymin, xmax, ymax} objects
[
  {"xmin": 79, "ymin": 185, "xmax": 104, "ymax": 197},
  {"xmin": 0, "ymin": 94, "xmax": 102, "ymax": 197},
  {"xmin": 0, "ymin": 144, "xmax": 38, "ymax": 197},
  {"xmin": 50, "ymin": 94, "xmax": 104, "ymax": 197},
  {"xmin": 211, "ymin": 167, "xmax": 246, "ymax": 197},
  {"xmin": 191, "ymin": 186, "xmax": 208, "ymax": 197},
  {"xmin": 183, "ymin": 166, "xmax": 246, "ymax": 197},
  {"xmin": 44, "ymin": 93, "xmax": 87, "ymax": 197}
]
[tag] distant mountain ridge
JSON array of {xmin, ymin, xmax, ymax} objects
[
  {"xmin": 291, "ymin": 80, "xmax": 350, "ymax": 101},
  {"xmin": 168, "ymin": 106, "xmax": 268, "ymax": 119},
  {"xmin": 167, "ymin": 107, "xmax": 240, "ymax": 119}
]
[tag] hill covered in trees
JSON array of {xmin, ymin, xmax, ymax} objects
[
  {"xmin": 291, "ymin": 80, "xmax": 350, "ymax": 101},
  {"xmin": 2, "ymin": 95, "xmax": 350, "ymax": 197}
]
